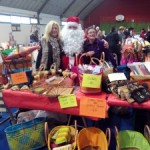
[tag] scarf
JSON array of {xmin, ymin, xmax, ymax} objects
[{"xmin": 49, "ymin": 37, "xmax": 60, "ymax": 69}]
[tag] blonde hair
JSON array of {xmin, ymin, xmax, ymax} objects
[
  {"xmin": 119, "ymin": 26, "xmax": 125, "ymax": 31},
  {"xmin": 43, "ymin": 20, "xmax": 61, "ymax": 42}
]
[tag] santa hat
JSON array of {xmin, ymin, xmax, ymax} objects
[{"xmin": 66, "ymin": 16, "xmax": 80, "ymax": 27}]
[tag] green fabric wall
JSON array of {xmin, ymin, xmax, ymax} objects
[{"xmin": 99, "ymin": 22, "xmax": 150, "ymax": 34}]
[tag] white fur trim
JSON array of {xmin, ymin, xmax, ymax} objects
[{"xmin": 67, "ymin": 22, "xmax": 79, "ymax": 27}]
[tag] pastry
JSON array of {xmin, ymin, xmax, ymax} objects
[
  {"xmin": 33, "ymin": 87, "xmax": 46, "ymax": 94},
  {"xmin": 11, "ymin": 85, "xmax": 19, "ymax": 91},
  {"xmin": 20, "ymin": 85, "xmax": 30, "ymax": 91}
]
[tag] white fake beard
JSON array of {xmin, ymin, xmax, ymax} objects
[{"xmin": 61, "ymin": 26, "xmax": 84, "ymax": 56}]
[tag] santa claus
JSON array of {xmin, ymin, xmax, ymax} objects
[{"xmin": 61, "ymin": 16, "xmax": 85, "ymax": 67}]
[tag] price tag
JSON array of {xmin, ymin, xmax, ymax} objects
[
  {"xmin": 80, "ymin": 96, "xmax": 106, "ymax": 118},
  {"xmin": 11, "ymin": 72, "xmax": 28, "ymax": 84},
  {"xmin": 82, "ymin": 74, "xmax": 101, "ymax": 88},
  {"xmin": 58, "ymin": 94, "xmax": 77, "ymax": 109}
]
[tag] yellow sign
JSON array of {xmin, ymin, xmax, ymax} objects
[
  {"xmin": 11, "ymin": 72, "xmax": 28, "ymax": 85},
  {"xmin": 80, "ymin": 96, "xmax": 106, "ymax": 118},
  {"xmin": 82, "ymin": 74, "xmax": 101, "ymax": 88},
  {"xmin": 58, "ymin": 94, "xmax": 77, "ymax": 109}
]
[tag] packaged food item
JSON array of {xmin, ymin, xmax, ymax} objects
[{"xmin": 54, "ymin": 127, "xmax": 71, "ymax": 145}]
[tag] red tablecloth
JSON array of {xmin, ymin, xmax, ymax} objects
[
  {"xmin": 107, "ymin": 94, "xmax": 150, "ymax": 110},
  {"xmin": 2, "ymin": 88, "xmax": 108, "ymax": 120}
]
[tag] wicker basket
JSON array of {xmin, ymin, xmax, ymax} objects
[
  {"xmin": 77, "ymin": 127, "xmax": 111, "ymax": 150},
  {"xmin": 5, "ymin": 117, "xmax": 46, "ymax": 150},
  {"xmin": 91, "ymin": 52, "xmax": 113, "ymax": 80},
  {"xmin": 48, "ymin": 126, "xmax": 77, "ymax": 150},
  {"xmin": 78, "ymin": 53, "xmax": 102, "ymax": 94}
]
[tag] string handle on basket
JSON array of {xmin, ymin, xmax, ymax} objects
[
  {"xmin": 91, "ymin": 52, "xmax": 105, "ymax": 67},
  {"xmin": 90, "ymin": 57, "xmax": 101, "ymax": 66},
  {"xmin": 114, "ymin": 126, "xmax": 119, "ymax": 137},
  {"xmin": 37, "ymin": 64, "xmax": 46, "ymax": 78},
  {"xmin": 144, "ymin": 125, "xmax": 150, "ymax": 143},
  {"xmin": 20, "ymin": 117, "xmax": 37, "ymax": 134},
  {"xmin": 100, "ymin": 52, "xmax": 105, "ymax": 63},
  {"xmin": 74, "ymin": 120, "xmax": 78, "ymax": 149},
  {"xmin": 50, "ymin": 63, "xmax": 56, "ymax": 75},
  {"xmin": 79, "ymin": 53, "xmax": 91, "ymax": 66},
  {"xmin": 39, "ymin": 64, "xmax": 45, "ymax": 72},
  {"xmin": 91, "ymin": 52, "xmax": 111, "ymax": 69},
  {"xmin": 106, "ymin": 128, "xmax": 111, "ymax": 147},
  {"xmin": 44, "ymin": 122, "xmax": 49, "ymax": 145}
]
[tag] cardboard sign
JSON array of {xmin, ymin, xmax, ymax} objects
[
  {"xmin": 58, "ymin": 94, "xmax": 77, "ymax": 109},
  {"xmin": 11, "ymin": 72, "xmax": 28, "ymax": 84},
  {"xmin": 80, "ymin": 96, "xmax": 106, "ymax": 118},
  {"xmin": 82, "ymin": 74, "xmax": 101, "ymax": 88},
  {"xmin": 108, "ymin": 73, "xmax": 127, "ymax": 82}
]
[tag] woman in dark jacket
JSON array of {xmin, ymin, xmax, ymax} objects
[
  {"xmin": 36, "ymin": 20, "xmax": 68, "ymax": 70},
  {"xmin": 35, "ymin": 20, "xmax": 68, "ymax": 123},
  {"xmin": 83, "ymin": 27, "xmax": 117, "ymax": 68}
]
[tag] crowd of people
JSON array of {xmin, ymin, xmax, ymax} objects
[{"xmin": 33, "ymin": 16, "xmax": 150, "ymax": 72}]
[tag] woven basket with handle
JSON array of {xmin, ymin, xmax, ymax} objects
[
  {"xmin": 78, "ymin": 53, "xmax": 102, "ymax": 94},
  {"xmin": 47, "ymin": 125, "xmax": 77, "ymax": 150},
  {"xmin": 91, "ymin": 52, "xmax": 113, "ymax": 80}
]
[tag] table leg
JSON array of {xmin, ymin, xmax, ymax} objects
[
  {"xmin": 81, "ymin": 117, "xmax": 87, "ymax": 128},
  {"xmin": 67, "ymin": 115, "xmax": 87, "ymax": 127},
  {"xmin": 6, "ymin": 108, "xmax": 17, "ymax": 124},
  {"xmin": 67, "ymin": 115, "xmax": 72, "ymax": 125}
]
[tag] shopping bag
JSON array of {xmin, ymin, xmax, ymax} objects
[{"xmin": 5, "ymin": 117, "xmax": 46, "ymax": 150}]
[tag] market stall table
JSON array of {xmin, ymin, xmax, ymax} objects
[
  {"xmin": 107, "ymin": 94, "xmax": 150, "ymax": 110},
  {"xmin": 2, "ymin": 88, "xmax": 108, "ymax": 124}
]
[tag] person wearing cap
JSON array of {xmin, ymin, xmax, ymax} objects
[{"xmin": 61, "ymin": 16, "xmax": 85, "ymax": 67}]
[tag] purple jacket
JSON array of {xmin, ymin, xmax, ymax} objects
[{"xmin": 83, "ymin": 38, "xmax": 117, "ymax": 68}]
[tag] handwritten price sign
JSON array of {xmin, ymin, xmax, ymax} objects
[
  {"xmin": 82, "ymin": 74, "xmax": 101, "ymax": 88},
  {"xmin": 80, "ymin": 96, "xmax": 106, "ymax": 118},
  {"xmin": 11, "ymin": 72, "xmax": 28, "ymax": 84},
  {"xmin": 58, "ymin": 94, "xmax": 77, "ymax": 109}
]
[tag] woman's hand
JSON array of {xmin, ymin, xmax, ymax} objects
[
  {"xmin": 102, "ymin": 39, "xmax": 109, "ymax": 49},
  {"xmin": 86, "ymin": 51, "xmax": 95, "ymax": 57}
]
